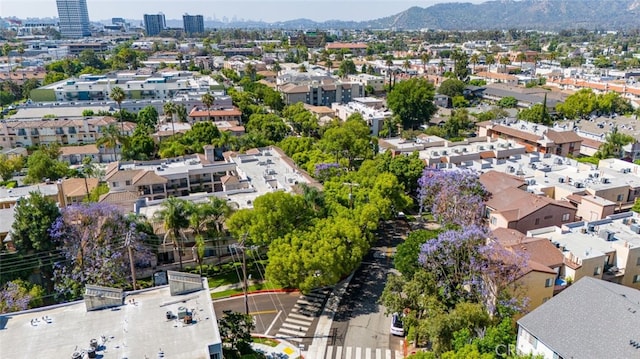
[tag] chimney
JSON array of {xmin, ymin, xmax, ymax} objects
[{"xmin": 203, "ymin": 145, "xmax": 215, "ymax": 162}]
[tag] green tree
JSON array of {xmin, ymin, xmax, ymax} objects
[
  {"xmin": 218, "ymin": 310, "xmax": 255, "ymax": 356},
  {"xmin": 517, "ymin": 103, "xmax": 551, "ymax": 125},
  {"xmin": 556, "ymin": 88, "xmax": 598, "ymax": 119},
  {"xmin": 319, "ymin": 114, "xmax": 374, "ymax": 169},
  {"xmin": 451, "ymin": 49, "xmax": 470, "ymax": 82},
  {"xmin": 445, "ymin": 109, "xmax": 472, "ymax": 138},
  {"xmin": 438, "ymin": 78, "xmax": 466, "ymax": 98},
  {"xmin": 110, "ymin": 86, "xmax": 126, "ymax": 132},
  {"xmin": 387, "ymin": 77, "xmax": 437, "ymax": 130},
  {"xmin": 226, "ymin": 191, "xmax": 314, "ymax": 246},
  {"xmin": 24, "ymin": 149, "xmax": 69, "ymax": 184},
  {"xmin": 245, "ymin": 113, "xmax": 290, "ymax": 143},
  {"xmin": 338, "ymin": 58, "xmax": 357, "ymax": 77},
  {"xmin": 137, "ymin": 105, "xmax": 159, "ymax": 130},
  {"xmin": 497, "ymin": 96, "xmax": 518, "ymax": 108},
  {"xmin": 154, "ymin": 197, "xmax": 192, "ymax": 270},
  {"xmin": 11, "ymin": 191, "xmax": 60, "ymax": 253},
  {"xmin": 122, "ymin": 127, "xmax": 156, "ymax": 160},
  {"xmin": 0, "ymin": 154, "xmax": 23, "ymax": 181},
  {"xmin": 394, "ymin": 230, "xmax": 441, "ymax": 278},
  {"xmin": 0, "ymin": 279, "xmax": 45, "ymax": 313},
  {"xmin": 595, "ymin": 126, "xmax": 634, "ymax": 159}
]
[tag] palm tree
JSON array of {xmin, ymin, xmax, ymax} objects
[
  {"xmin": 201, "ymin": 92, "xmax": 214, "ymax": 122},
  {"xmin": 97, "ymin": 124, "xmax": 126, "ymax": 161},
  {"xmin": 595, "ymin": 126, "xmax": 634, "ymax": 159},
  {"xmin": 516, "ymin": 52, "xmax": 526, "ymax": 69},
  {"xmin": 17, "ymin": 44, "xmax": 24, "ymax": 66},
  {"xmin": 188, "ymin": 197, "xmax": 233, "ymax": 265},
  {"xmin": 402, "ymin": 59, "xmax": 411, "ymax": 75},
  {"xmin": 325, "ymin": 59, "xmax": 333, "ymax": 75},
  {"xmin": 499, "ymin": 56, "xmax": 511, "ymax": 72},
  {"xmin": 2, "ymin": 43, "xmax": 12, "ymax": 72},
  {"xmin": 485, "ymin": 54, "xmax": 496, "ymax": 71},
  {"xmin": 110, "ymin": 86, "xmax": 126, "ymax": 133},
  {"xmin": 469, "ymin": 53, "xmax": 479, "ymax": 74},
  {"xmin": 163, "ymin": 101, "xmax": 176, "ymax": 136},
  {"xmin": 421, "ymin": 52, "xmax": 431, "ymax": 74},
  {"xmin": 176, "ymin": 103, "xmax": 188, "ymax": 123},
  {"xmin": 385, "ymin": 56, "xmax": 394, "ymax": 83},
  {"xmin": 154, "ymin": 197, "xmax": 191, "ymax": 270}
]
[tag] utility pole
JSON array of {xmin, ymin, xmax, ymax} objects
[
  {"xmin": 125, "ymin": 230, "xmax": 137, "ymax": 290},
  {"xmin": 343, "ymin": 182, "xmax": 360, "ymax": 210},
  {"xmin": 233, "ymin": 233, "xmax": 250, "ymax": 315}
]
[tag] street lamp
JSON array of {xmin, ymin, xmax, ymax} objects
[{"xmin": 343, "ymin": 182, "xmax": 360, "ymax": 209}]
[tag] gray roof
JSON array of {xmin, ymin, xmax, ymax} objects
[{"xmin": 518, "ymin": 277, "xmax": 640, "ymax": 359}]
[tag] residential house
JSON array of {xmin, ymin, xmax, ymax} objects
[
  {"xmin": 325, "ymin": 42, "xmax": 368, "ymax": 56},
  {"xmin": 57, "ymin": 177, "xmax": 99, "ymax": 205},
  {"xmin": 188, "ymin": 106, "xmax": 243, "ymax": 123},
  {"xmin": 485, "ymin": 186, "xmax": 576, "ymax": 233},
  {"xmin": 516, "ymin": 277, "xmax": 640, "ymax": 359}
]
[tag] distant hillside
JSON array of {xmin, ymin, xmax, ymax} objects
[
  {"xmin": 195, "ymin": 0, "xmax": 640, "ymax": 31},
  {"xmin": 362, "ymin": 0, "xmax": 640, "ymax": 30}
]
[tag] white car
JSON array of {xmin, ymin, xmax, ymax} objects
[{"xmin": 390, "ymin": 312, "xmax": 404, "ymax": 336}]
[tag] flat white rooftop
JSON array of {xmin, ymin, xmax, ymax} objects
[{"xmin": 0, "ymin": 282, "xmax": 221, "ymax": 359}]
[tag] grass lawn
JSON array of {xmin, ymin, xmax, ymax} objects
[
  {"xmin": 252, "ymin": 337, "xmax": 279, "ymax": 347},
  {"xmin": 211, "ymin": 280, "xmax": 282, "ymax": 299}
]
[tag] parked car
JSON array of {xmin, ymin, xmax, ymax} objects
[{"xmin": 390, "ymin": 312, "xmax": 404, "ymax": 336}]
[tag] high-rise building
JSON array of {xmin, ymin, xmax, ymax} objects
[
  {"xmin": 143, "ymin": 13, "xmax": 166, "ymax": 36},
  {"xmin": 56, "ymin": 0, "xmax": 91, "ymax": 38},
  {"xmin": 182, "ymin": 14, "xmax": 204, "ymax": 35}
]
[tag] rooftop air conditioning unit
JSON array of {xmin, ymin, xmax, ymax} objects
[
  {"xmin": 432, "ymin": 151, "xmax": 439, "ymax": 156},
  {"xmin": 558, "ymin": 177, "xmax": 565, "ymax": 183},
  {"xmin": 574, "ymin": 182, "xmax": 584, "ymax": 188},
  {"xmin": 478, "ymin": 146, "xmax": 485, "ymax": 150}
]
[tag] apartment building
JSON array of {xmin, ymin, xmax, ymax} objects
[
  {"xmin": 477, "ymin": 119, "xmax": 583, "ymax": 157},
  {"xmin": 31, "ymin": 72, "xmax": 220, "ymax": 103},
  {"xmin": 332, "ymin": 101, "xmax": 391, "ymax": 136},
  {"xmin": 528, "ymin": 212, "xmax": 640, "ymax": 291},
  {"xmin": 0, "ymin": 116, "xmax": 134, "ymax": 148},
  {"xmin": 347, "ymin": 73, "xmax": 385, "ymax": 93},
  {"xmin": 278, "ymin": 78, "xmax": 364, "ymax": 107}
]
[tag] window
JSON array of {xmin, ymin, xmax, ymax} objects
[
  {"xmin": 545, "ymin": 278, "xmax": 553, "ymax": 287},
  {"xmin": 112, "ymin": 182, "xmax": 119, "ymax": 188},
  {"xmin": 490, "ymin": 216, "xmax": 497, "ymax": 225},
  {"xmin": 634, "ymin": 275, "xmax": 640, "ymax": 284},
  {"xmin": 528, "ymin": 333, "xmax": 538, "ymax": 349},
  {"xmin": 562, "ymin": 213, "xmax": 570, "ymax": 222},
  {"xmin": 617, "ymin": 194, "xmax": 624, "ymax": 202},
  {"xmin": 542, "ymin": 297, "xmax": 551, "ymax": 303},
  {"xmin": 125, "ymin": 180, "xmax": 131, "ymax": 186},
  {"xmin": 594, "ymin": 266, "xmax": 601, "ymax": 276},
  {"xmin": 535, "ymin": 218, "xmax": 540, "ymax": 225},
  {"xmin": 637, "ymin": 257, "xmax": 640, "ymax": 266}
]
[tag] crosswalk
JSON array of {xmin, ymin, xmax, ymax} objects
[
  {"xmin": 275, "ymin": 288, "xmax": 330, "ymax": 343},
  {"xmin": 323, "ymin": 346, "xmax": 404, "ymax": 359}
]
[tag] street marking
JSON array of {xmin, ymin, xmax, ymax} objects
[
  {"xmin": 365, "ymin": 347, "xmax": 372, "ymax": 359},
  {"xmin": 326, "ymin": 345, "xmax": 334, "ymax": 359},
  {"xmin": 282, "ymin": 322, "xmax": 308, "ymax": 331},
  {"xmin": 278, "ymin": 327, "xmax": 306, "ymax": 336},
  {"xmin": 288, "ymin": 313, "xmax": 313, "ymax": 321},
  {"xmin": 263, "ymin": 310, "xmax": 282, "ymax": 335},
  {"xmin": 376, "ymin": 348, "xmax": 382, "ymax": 359},
  {"xmin": 250, "ymin": 309, "xmax": 277, "ymax": 315},
  {"xmin": 284, "ymin": 317, "xmax": 312, "ymax": 326},
  {"xmin": 336, "ymin": 345, "xmax": 343, "ymax": 359},
  {"xmin": 355, "ymin": 347, "xmax": 362, "ymax": 359},
  {"xmin": 346, "ymin": 346, "xmax": 352, "ymax": 359}
]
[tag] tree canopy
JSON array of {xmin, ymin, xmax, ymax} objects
[{"xmin": 387, "ymin": 77, "xmax": 437, "ymax": 130}]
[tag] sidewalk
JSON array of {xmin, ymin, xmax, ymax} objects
[
  {"xmin": 252, "ymin": 338, "xmax": 302, "ymax": 358},
  {"xmin": 305, "ymin": 273, "xmax": 355, "ymax": 359}
]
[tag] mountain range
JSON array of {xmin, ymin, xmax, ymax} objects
[{"xmin": 186, "ymin": 0, "xmax": 640, "ymax": 31}]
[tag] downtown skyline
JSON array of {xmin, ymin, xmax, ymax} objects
[{"xmin": 2, "ymin": 0, "xmax": 486, "ymax": 23}]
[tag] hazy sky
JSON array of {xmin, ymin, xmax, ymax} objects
[{"xmin": 1, "ymin": 0, "xmax": 486, "ymax": 22}]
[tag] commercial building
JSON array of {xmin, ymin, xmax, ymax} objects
[
  {"xmin": 143, "ymin": 13, "xmax": 166, "ymax": 36},
  {"xmin": 0, "ymin": 272, "xmax": 223, "ymax": 359},
  {"xmin": 55, "ymin": 0, "xmax": 91, "ymax": 38},
  {"xmin": 182, "ymin": 14, "xmax": 204, "ymax": 35}
]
